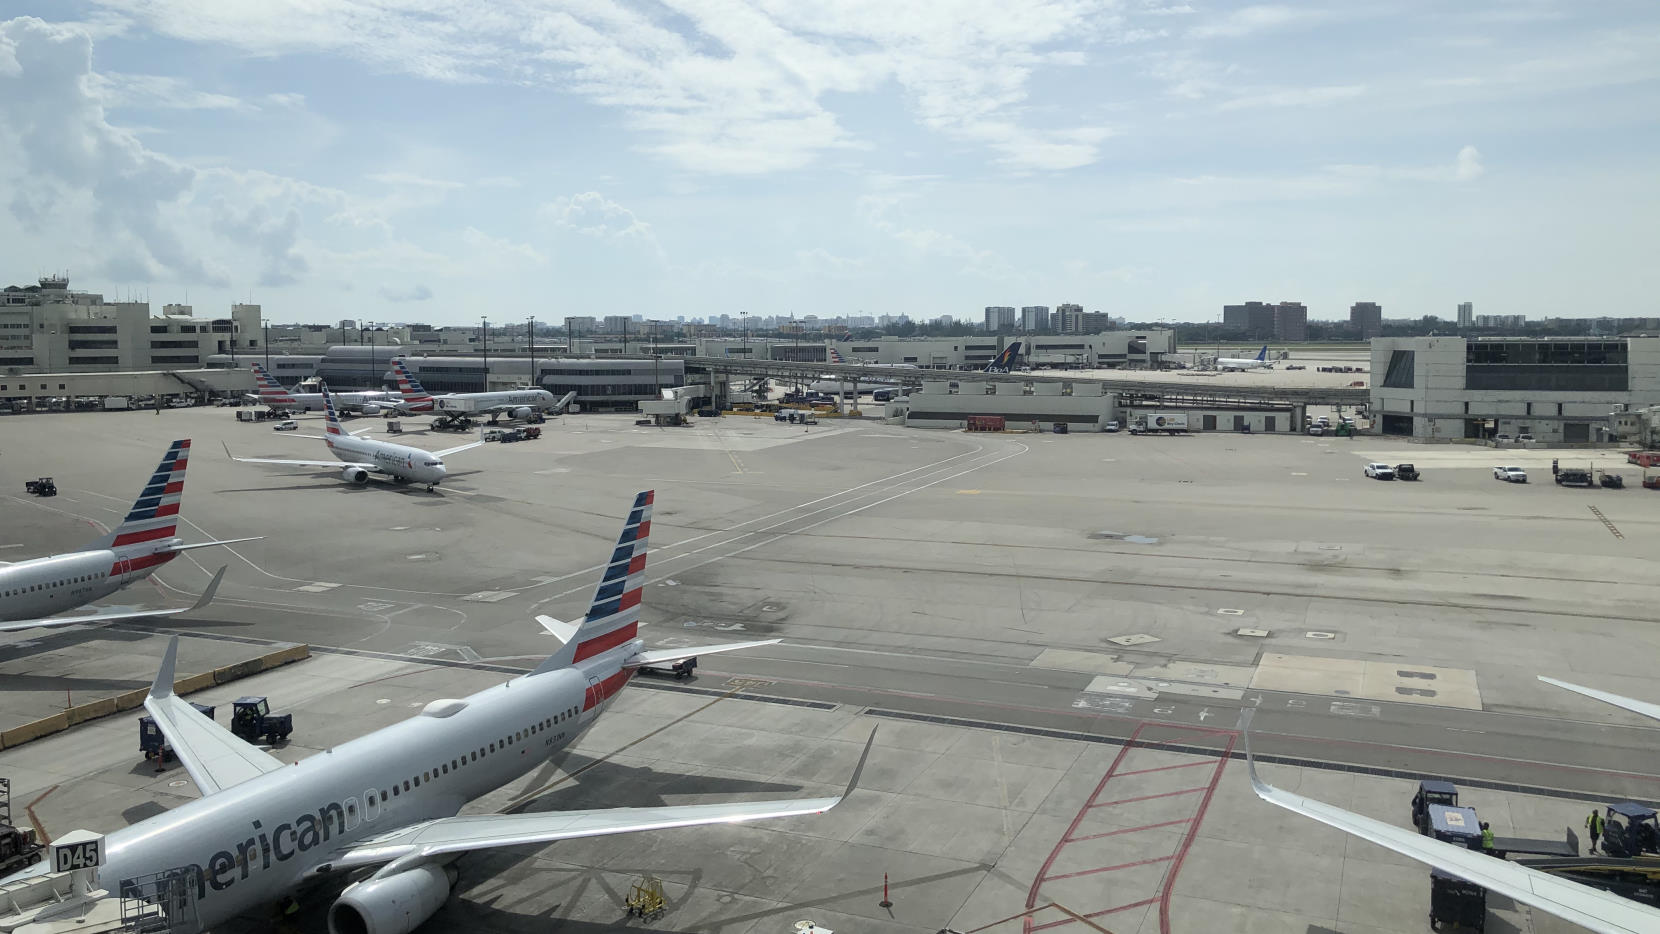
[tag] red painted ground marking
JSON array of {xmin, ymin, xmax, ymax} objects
[
  {"xmin": 1065, "ymin": 817, "xmax": 1193, "ymax": 844},
  {"xmin": 1115, "ymin": 760, "xmax": 1214, "ymax": 778},
  {"xmin": 1029, "ymin": 896, "xmax": 1162, "ymax": 933},
  {"xmin": 1087, "ymin": 786, "xmax": 1206, "ymax": 809},
  {"xmin": 1024, "ymin": 722, "xmax": 1235, "ymax": 934},
  {"xmin": 1043, "ymin": 854, "xmax": 1173, "ymax": 882}
]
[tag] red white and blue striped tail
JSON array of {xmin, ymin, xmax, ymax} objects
[
  {"xmin": 532, "ymin": 491, "xmax": 653, "ymax": 676},
  {"xmin": 390, "ymin": 358, "xmax": 434, "ymax": 409},
  {"xmin": 828, "ymin": 346, "xmax": 845, "ymax": 364},
  {"xmin": 321, "ymin": 384, "xmax": 345, "ymax": 437},
  {"xmin": 94, "ymin": 440, "xmax": 190, "ymax": 561},
  {"xmin": 251, "ymin": 363, "xmax": 296, "ymax": 406}
]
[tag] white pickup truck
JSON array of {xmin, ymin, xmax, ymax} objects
[{"xmin": 1492, "ymin": 465, "xmax": 1528, "ymax": 483}]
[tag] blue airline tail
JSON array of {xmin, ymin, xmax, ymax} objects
[
  {"xmin": 984, "ymin": 341, "xmax": 1022, "ymax": 373},
  {"xmin": 1256, "ymin": 345, "xmax": 1268, "ymax": 362}
]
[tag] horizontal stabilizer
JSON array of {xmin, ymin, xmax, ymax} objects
[
  {"xmin": 535, "ymin": 615, "xmax": 579, "ymax": 646},
  {"xmin": 168, "ymin": 537, "xmax": 262, "ymax": 553},
  {"xmin": 625, "ymin": 639, "xmax": 782, "ymax": 668}
]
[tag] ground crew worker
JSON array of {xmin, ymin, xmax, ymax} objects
[
  {"xmin": 1588, "ymin": 809, "xmax": 1604, "ymax": 854},
  {"xmin": 1480, "ymin": 821, "xmax": 1495, "ymax": 853}
]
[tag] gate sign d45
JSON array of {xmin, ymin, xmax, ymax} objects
[{"xmin": 52, "ymin": 830, "xmax": 105, "ymax": 873}]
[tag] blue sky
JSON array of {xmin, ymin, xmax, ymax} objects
[{"xmin": 0, "ymin": 1, "xmax": 1656, "ymax": 326}]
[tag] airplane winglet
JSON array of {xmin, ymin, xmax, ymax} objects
[
  {"xmin": 844, "ymin": 726, "xmax": 877, "ymax": 797},
  {"xmin": 151, "ymin": 635, "xmax": 180, "ymax": 700},
  {"xmin": 1238, "ymin": 708, "xmax": 1272, "ymax": 796},
  {"xmin": 190, "ymin": 566, "xmax": 227, "ymax": 611}
]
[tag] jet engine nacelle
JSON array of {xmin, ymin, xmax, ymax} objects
[
  {"xmin": 341, "ymin": 466, "xmax": 371, "ymax": 485},
  {"xmin": 510, "ymin": 406, "xmax": 533, "ymax": 420},
  {"xmin": 328, "ymin": 864, "xmax": 455, "ymax": 934},
  {"xmin": 360, "ymin": 403, "xmax": 382, "ymax": 416}
]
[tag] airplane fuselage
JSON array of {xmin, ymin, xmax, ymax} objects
[
  {"xmin": 324, "ymin": 434, "xmax": 449, "ymax": 486},
  {"xmin": 0, "ymin": 549, "xmax": 173, "ymax": 622},
  {"xmin": 415, "ymin": 389, "xmax": 556, "ymax": 415},
  {"xmin": 1217, "ymin": 360, "xmax": 1271, "ymax": 371},
  {"xmin": 0, "ymin": 660, "xmax": 631, "ymax": 928},
  {"xmin": 250, "ymin": 391, "xmax": 397, "ymax": 413}
]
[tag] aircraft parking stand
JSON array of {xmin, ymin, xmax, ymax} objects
[{"xmin": 4, "ymin": 405, "xmax": 1659, "ymax": 931}]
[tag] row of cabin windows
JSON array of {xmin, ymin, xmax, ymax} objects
[
  {"xmin": 375, "ymin": 705, "xmax": 581, "ymax": 804},
  {"xmin": 4, "ymin": 572, "xmax": 101, "ymax": 597}
]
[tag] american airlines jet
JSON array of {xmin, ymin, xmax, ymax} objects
[
  {"xmin": 225, "ymin": 387, "xmax": 483, "ymax": 491},
  {"xmin": 389, "ymin": 358, "xmax": 571, "ymax": 421},
  {"xmin": 0, "ymin": 440, "xmax": 250, "ymax": 631},
  {"xmin": 0, "ymin": 492, "xmax": 872, "ymax": 934},
  {"xmin": 247, "ymin": 363, "xmax": 400, "ymax": 414}
]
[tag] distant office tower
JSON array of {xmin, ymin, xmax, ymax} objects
[
  {"xmin": 1054, "ymin": 307, "xmax": 1111, "ymax": 334},
  {"xmin": 1020, "ymin": 306, "xmax": 1050, "ymax": 331},
  {"xmin": 1474, "ymin": 314, "xmax": 1526, "ymax": 329},
  {"xmin": 983, "ymin": 306, "xmax": 1017, "ymax": 330},
  {"xmin": 1350, "ymin": 302, "xmax": 1383, "ymax": 339},
  {"xmin": 602, "ymin": 315, "xmax": 632, "ymax": 333},
  {"xmin": 1272, "ymin": 302, "xmax": 1308, "ymax": 341},
  {"xmin": 1223, "ymin": 301, "xmax": 1276, "ymax": 338},
  {"xmin": 1457, "ymin": 302, "xmax": 1473, "ymax": 328}
]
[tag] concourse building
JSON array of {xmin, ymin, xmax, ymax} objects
[{"xmin": 1369, "ymin": 336, "xmax": 1660, "ymax": 442}]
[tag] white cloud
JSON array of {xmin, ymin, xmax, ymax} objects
[
  {"xmin": 1189, "ymin": 4, "xmax": 1325, "ymax": 39},
  {"xmin": 460, "ymin": 226, "xmax": 547, "ymax": 266},
  {"xmin": 94, "ymin": 0, "xmax": 1128, "ymax": 174},
  {"xmin": 1217, "ymin": 84, "xmax": 1366, "ymax": 111},
  {"xmin": 1455, "ymin": 144, "xmax": 1485, "ymax": 180},
  {"xmin": 379, "ymin": 283, "xmax": 433, "ymax": 302},
  {"xmin": 92, "ymin": 72, "xmax": 253, "ymax": 112},
  {"xmin": 542, "ymin": 191, "xmax": 655, "ymax": 242}
]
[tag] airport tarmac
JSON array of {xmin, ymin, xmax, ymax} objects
[
  {"xmin": 0, "ymin": 636, "xmax": 1600, "ymax": 933},
  {"xmin": 4, "ymin": 405, "xmax": 1660, "ymax": 931}
]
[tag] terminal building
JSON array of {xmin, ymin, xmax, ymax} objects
[
  {"xmin": 1370, "ymin": 336, "xmax": 1660, "ymax": 442},
  {"xmin": 1, "ymin": 277, "xmax": 261, "ymax": 373}
]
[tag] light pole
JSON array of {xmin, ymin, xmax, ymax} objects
[
  {"xmin": 480, "ymin": 316, "xmax": 489, "ymax": 391},
  {"xmin": 262, "ymin": 320, "xmax": 270, "ymax": 372},
  {"xmin": 527, "ymin": 316, "xmax": 536, "ymax": 389}
]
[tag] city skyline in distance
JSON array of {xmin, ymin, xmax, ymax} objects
[{"xmin": 0, "ymin": 2, "xmax": 1656, "ymax": 327}]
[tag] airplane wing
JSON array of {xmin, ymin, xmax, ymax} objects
[
  {"xmin": 625, "ymin": 640, "xmax": 782, "ymax": 668},
  {"xmin": 223, "ymin": 442, "xmax": 376, "ymax": 472},
  {"xmin": 324, "ymin": 727, "xmax": 874, "ymax": 878},
  {"xmin": 143, "ymin": 634, "xmax": 286, "ymax": 795},
  {"xmin": 1539, "ymin": 676, "xmax": 1660, "ymax": 723},
  {"xmin": 1240, "ymin": 710, "xmax": 1660, "ymax": 934},
  {"xmin": 0, "ymin": 566, "xmax": 226, "ymax": 633},
  {"xmin": 168, "ymin": 536, "xmax": 263, "ymax": 553},
  {"xmin": 433, "ymin": 439, "xmax": 484, "ymax": 457}
]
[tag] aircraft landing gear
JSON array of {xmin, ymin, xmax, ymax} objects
[{"xmin": 426, "ymin": 484, "xmax": 436, "ymax": 492}]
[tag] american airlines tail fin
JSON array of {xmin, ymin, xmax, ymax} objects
[
  {"xmin": 91, "ymin": 440, "xmax": 191, "ymax": 555},
  {"xmin": 390, "ymin": 357, "xmax": 434, "ymax": 411},
  {"xmin": 250, "ymin": 363, "xmax": 297, "ymax": 408},
  {"xmin": 531, "ymin": 491, "xmax": 653, "ymax": 675},
  {"xmin": 1256, "ymin": 344, "xmax": 1269, "ymax": 362},
  {"xmin": 828, "ymin": 346, "xmax": 846, "ymax": 365},
  {"xmin": 984, "ymin": 341, "xmax": 1022, "ymax": 372},
  {"xmin": 320, "ymin": 384, "xmax": 347, "ymax": 439}
]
